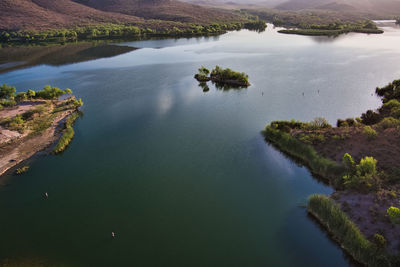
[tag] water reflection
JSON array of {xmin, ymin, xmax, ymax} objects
[
  {"xmin": 0, "ymin": 43, "xmax": 136, "ymax": 73},
  {"xmin": 199, "ymin": 82, "xmax": 210, "ymax": 92}
]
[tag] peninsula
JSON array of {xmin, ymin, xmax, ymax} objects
[
  {"xmin": 263, "ymin": 79, "xmax": 400, "ymax": 266},
  {"xmin": 0, "ymin": 84, "xmax": 83, "ymax": 176}
]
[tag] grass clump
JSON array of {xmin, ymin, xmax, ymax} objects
[
  {"xmin": 363, "ymin": 126, "xmax": 378, "ymax": 140},
  {"xmin": 308, "ymin": 195, "xmax": 392, "ymax": 266},
  {"xmin": 15, "ymin": 166, "xmax": 29, "ymax": 174},
  {"xmin": 387, "ymin": 206, "xmax": 400, "ymax": 224}
]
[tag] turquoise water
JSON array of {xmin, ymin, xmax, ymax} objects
[{"xmin": 1, "ymin": 24, "xmax": 400, "ymax": 266}]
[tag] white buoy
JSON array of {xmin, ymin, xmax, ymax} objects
[
  {"xmin": 112, "ymin": 232, "xmax": 115, "ymax": 238},
  {"xmin": 45, "ymin": 192, "xmax": 48, "ymax": 198}
]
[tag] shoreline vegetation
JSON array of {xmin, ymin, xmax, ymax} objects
[
  {"xmin": 0, "ymin": 84, "xmax": 83, "ymax": 176},
  {"xmin": 194, "ymin": 66, "xmax": 250, "ymax": 89},
  {"xmin": 0, "ymin": 20, "xmax": 266, "ymax": 47},
  {"xmin": 277, "ymin": 20, "xmax": 383, "ymax": 36},
  {"xmin": 244, "ymin": 9, "xmax": 386, "ymax": 36},
  {"xmin": 262, "ymin": 79, "xmax": 400, "ymax": 266}
]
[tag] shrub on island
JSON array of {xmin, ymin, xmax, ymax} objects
[{"xmin": 194, "ymin": 66, "xmax": 250, "ymax": 87}]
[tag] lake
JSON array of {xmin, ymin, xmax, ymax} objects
[{"xmin": 1, "ymin": 23, "xmax": 400, "ymax": 266}]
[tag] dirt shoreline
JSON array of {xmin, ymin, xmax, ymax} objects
[{"xmin": 0, "ymin": 99, "xmax": 79, "ymax": 177}]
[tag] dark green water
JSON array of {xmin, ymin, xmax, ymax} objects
[{"xmin": 1, "ymin": 23, "xmax": 400, "ymax": 266}]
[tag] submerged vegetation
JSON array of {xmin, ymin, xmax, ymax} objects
[
  {"xmin": 15, "ymin": 166, "xmax": 30, "ymax": 175},
  {"xmin": 194, "ymin": 66, "xmax": 250, "ymax": 89}
]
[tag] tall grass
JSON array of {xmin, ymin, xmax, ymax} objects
[
  {"xmin": 308, "ymin": 195, "xmax": 396, "ymax": 266},
  {"xmin": 262, "ymin": 125, "xmax": 343, "ymax": 183},
  {"xmin": 53, "ymin": 112, "xmax": 80, "ymax": 154}
]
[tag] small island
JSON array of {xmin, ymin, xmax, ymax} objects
[
  {"xmin": 0, "ymin": 84, "xmax": 83, "ymax": 176},
  {"xmin": 194, "ymin": 66, "xmax": 250, "ymax": 88},
  {"xmin": 263, "ymin": 79, "xmax": 400, "ymax": 266},
  {"xmin": 278, "ymin": 20, "xmax": 384, "ymax": 36}
]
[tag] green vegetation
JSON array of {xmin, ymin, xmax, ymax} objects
[
  {"xmin": 363, "ymin": 126, "xmax": 378, "ymax": 139},
  {"xmin": 377, "ymin": 117, "xmax": 400, "ymax": 130},
  {"xmin": 337, "ymin": 118, "xmax": 358, "ymax": 127},
  {"xmin": 373, "ymin": 234, "xmax": 387, "ymax": 249},
  {"xmin": 194, "ymin": 66, "xmax": 211, "ymax": 82},
  {"xmin": 262, "ymin": 120, "xmax": 342, "ymax": 182},
  {"xmin": 195, "ymin": 66, "xmax": 250, "ymax": 89},
  {"xmin": 245, "ymin": 9, "xmax": 383, "ymax": 36},
  {"xmin": 53, "ymin": 112, "xmax": 81, "ymax": 154},
  {"xmin": 308, "ymin": 195, "xmax": 393, "ymax": 266},
  {"xmin": 0, "ymin": 84, "xmax": 17, "ymax": 107},
  {"xmin": 278, "ymin": 26, "xmax": 383, "ymax": 36},
  {"xmin": 0, "ymin": 20, "xmax": 266, "ymax": 46},
  {"xmin": 210, "ymin": 66, "xmax": 250, "ymax": 86},
  {"xmin": 15, "ymin": 166, "xmax": 29, "ymax": 175},
  {"xmin": 387, "ymin": 206, "xmax": 400, "ymax": 224},
  {"xmin": 0, "ymin": 83, "xmax": 72, "ymax": 104},
  {"xmin": 342, "ymin": 153, "xmax": 379, "ymax": 192},
  {"xmin": 243, "ymin": 20, "xmax": 267, "ymax": 32}
]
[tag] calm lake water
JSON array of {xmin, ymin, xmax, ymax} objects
[{"xmin": 1, "ymin": 23, "xmax": 400, "ymax": 266}]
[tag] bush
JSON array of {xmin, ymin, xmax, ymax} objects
[
  {"xmin": 35, "ymin": 85, "xmax": 70, "ymax": 100},
  {"xmin": 308, "ymin": 117, "xmax": 331, "ymax": 129},
  {"xmin": 363, "ymin": 126, "xmax": 378, "ymax": 139},
  {"xmin": 361, "ymin": 110, "xmax": 381, "ymax": 125},
  {"xmin": 343, "ymin": 154, "xmax": 379, "ymax": 191},
  {"xmin": 15, "ymin": 92, "xmax": 27, "ymax": 102},
  {"xmin": 377, "ymin": 117, "xmax": 400, "ymax": 129},
  {"xmin": 387, "ymin": 206, "xmax": 400, "ymax": 224},
  {"xmin": 337, "ymin": 119, "xmax": 348, "ymax": 127},
  {"xmin": 0, "ymin": 83, "xmax": 16, "ymax": 100},
  {"xmin": 373, "ymin": 234, "xmax": 387, "ymax": 249}
]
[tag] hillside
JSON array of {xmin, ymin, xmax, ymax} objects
[
  {"xmin": 0, "ymin": 0, "xmax": 144, "ymax": 31},
  {"xmin": 0, "ymin": 0, "xmax": 244, "ymax": 31},
  {"xmin": 74, "ymin": 0, "xmax": 242, "ymax": 23},
  {"xmin": 275, "ymin": 0, "xmax": 400, "ymax": 15}
]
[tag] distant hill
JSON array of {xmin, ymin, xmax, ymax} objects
[
  {"xmin": 74, "ymin": 0, "xmax": 241, "ymax": 23},
  {"xmin": 0, "ymin": 0, "xmax": 142, "ymax": 30},
  {"xmin": 0, "ymin": 0, "xmax": 243, "ymax": 31},
  {"xmin": 275, "ymin": 0, "xmax": 400, "ymax": 15}
]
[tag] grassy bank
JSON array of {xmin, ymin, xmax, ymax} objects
[
  {"xmin": 308, "ymin": 195, "xmax": 398, "ymax": 266},
  {"xmin": 262, "ymin": 124, "xmax": 343, "ymax": 183},
  {"xmin": 53, "ymin": 112, "xmax": 81, "ymax": 154}
]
